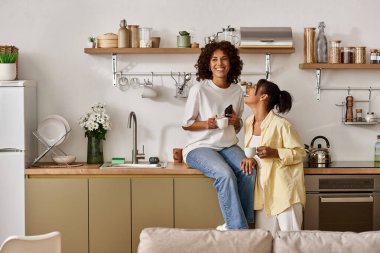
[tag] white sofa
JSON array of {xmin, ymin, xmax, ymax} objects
[{"xmin": 137, "ymin": 227, "xmax": 380, "ymax": 253}]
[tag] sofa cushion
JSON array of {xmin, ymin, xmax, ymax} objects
[
  {"xmin": 138, "ymin": 227, "xmax": 272, "ymax": 253},
  {"xmin": 273, "ymin": 230, "xmax": 380, "ymax": 253}
]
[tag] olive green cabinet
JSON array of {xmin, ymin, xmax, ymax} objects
[
  {"xmin": 131, "ymin": 178, "xmax": 174, "ymax": 253},
  {"xmin": 26, "ymin": 176, "xmax": 221, "ymax": 253},
  {"xmin": 174, "ymin": 178, "xmax": 223, "ymax": 228},
  {"xmin": 25, "ymin": 178, "xmax": 88, "ymax": 253},
  {"xmin": 89, "ymin": 178, "xmax": 131, "ymax": 253}
]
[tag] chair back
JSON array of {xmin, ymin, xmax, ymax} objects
[{"xmin": 0, "ymin": 231, "xmax": 61, "ymax": 253}]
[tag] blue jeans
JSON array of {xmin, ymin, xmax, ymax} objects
[{"xmin": 186, "ymin": 145, "xmax": 255, "ymax": 229}]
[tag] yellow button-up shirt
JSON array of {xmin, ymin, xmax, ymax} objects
[{"xmin": 244, "ymin": 110, "xmax": 306, "ymax": 216}]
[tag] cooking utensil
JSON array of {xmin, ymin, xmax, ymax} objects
[
  {"xmin": 309, "ymin": 136, "xmax": 331, "ymax": 165},
  {"xmin": 178, "ymin": 73, "xmax": 191, "ymax": 94}
]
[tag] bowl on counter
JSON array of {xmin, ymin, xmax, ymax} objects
[{"xmin": 52, "ymin": 155, "xmax": 76, "ymax": 164}]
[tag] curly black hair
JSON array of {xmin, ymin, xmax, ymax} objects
[{"xmin": 194, "ymin": 41, "xmax": 243, "ymax": 84}]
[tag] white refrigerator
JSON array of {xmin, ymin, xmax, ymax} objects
[{"xmin": 0, "ymin": 80, "xmax": 37, "ymax": 244}]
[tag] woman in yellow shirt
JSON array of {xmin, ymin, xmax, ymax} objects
[{"xmin": 240, "ymin": 79, "xmax": 306, "ymax": 235}]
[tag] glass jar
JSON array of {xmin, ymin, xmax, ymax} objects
[
  {"xmin": 139, "ymin": 27, "xmax": 152, "ymax": 48},
  {"xmin": 328, "ymin": 40, "xmax": 341, "ymax": 63},
  {"xmin": 355, "ymin": 108, "xmax": 363, "ymax": 122},
  {"xmin": 129, "ymin": 25, "xmax": 140, "ymax": 48},
  {"xmin": 341, "ymin": 47, "xmax": 354, "ymax": 64},
  {"xmin": 354, "ymin": 46, "xmax": 366, "ymax": 64},
  {"xmin": 370, "ymin": 49, "xmax": 378, "ymax": 64}
]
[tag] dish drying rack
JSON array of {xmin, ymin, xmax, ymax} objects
[{"xmin": 31, "ymin": 129, "xmax": 71, "ymax": 166}]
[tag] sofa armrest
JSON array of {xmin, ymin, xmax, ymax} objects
[
  {"xmin": 138, "ymin": 227, "xmax": 273, "ymax": 253},
  {"xmin": 273, "ymin": 230, "xmax": 380, "ymax": 253}
]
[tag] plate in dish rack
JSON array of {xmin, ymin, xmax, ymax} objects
[
  {"xmin": 47, "ymin": 114, "xmax": 71, "ymax": 141},
  {"xmin": 37, "ymin": 116, "xmax": 67, "ymax": 146}
]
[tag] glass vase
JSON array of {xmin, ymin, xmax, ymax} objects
[{"xmin": 87, "ymin": 135, "xmax": 104, "ymax": 164}]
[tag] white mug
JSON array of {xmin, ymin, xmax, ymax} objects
[
  {"xmin": 216, "ymin": 117, "xmax": 228, "ymax": 129},
  {"xmin": 244, "ymin": 147, "xmax": 257, "ymax": 158},
  {"xmin": 141, "ymin": 86, "xmax": 158, "ymax": 98}
]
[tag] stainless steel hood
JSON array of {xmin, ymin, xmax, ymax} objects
[{"xmin": 240, "ymin": 27, "xmax": 293, "ymax": 48}]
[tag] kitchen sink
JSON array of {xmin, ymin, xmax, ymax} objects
[{"xmin": 100, "ymin": 161, "xmax": 167, "ymax": 169}]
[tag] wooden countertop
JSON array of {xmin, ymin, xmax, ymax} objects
[
  {"xmin": 25, "ymin": 161, "xmax": 380, "ymax": 176},
  {"xmin": 25, "ymin": 162, "xmax": 203, "ymax": 176}
]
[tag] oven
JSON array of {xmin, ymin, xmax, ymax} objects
[{"xmin": 304, "ymin": 175, "xmax": 380, "ymax": 232}]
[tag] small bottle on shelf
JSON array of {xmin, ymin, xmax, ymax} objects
[
  {"xmin": 375, "ymin": 135, "xmax": 380, "ymax": 166},
  {"xmin": 370, "ymin": 49, "xmax": 378, "ymax": 64},
  {"xmin": 356, "ymin": 108, "xmax": 363, "ymax": 122}
]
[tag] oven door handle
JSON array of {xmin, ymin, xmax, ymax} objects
[{"xmin": 320, "ymin": 196, "xmax": 373, "ymax": 203}]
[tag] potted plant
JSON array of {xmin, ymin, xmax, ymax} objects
[
  {"xmin": 88, "ymin": 36, "xmax": 96, "ymax": 48},
  {"xmin": 177, "ymin": 31, "xmax": 191, "ymax": 48},
  {"xmin": 0, "ymin": 52, "xmax": 17, "ymax": 81}
]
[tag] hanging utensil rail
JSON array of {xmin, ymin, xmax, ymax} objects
[{"xmin": 117, "ymin": 71, "xmax": 268, "ymax": 77}]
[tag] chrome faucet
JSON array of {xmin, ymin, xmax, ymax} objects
[{"xmin": 127, "ymin": 111, "xmax": 145, "ymax": 164}]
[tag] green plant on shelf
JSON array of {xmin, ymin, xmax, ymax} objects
[
  {"xmin": 88, "ymin": 36, "xmax": 96, "ymax": 43},
  {"xmin": 179, "ymin": 31, "xmax": 190, "ymax": 36},
  {"xmin": 0, "ymin": 53, "xmax": 17, "ymax": 63}
]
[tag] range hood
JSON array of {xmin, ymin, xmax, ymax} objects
[{"xmin": 240, "ymin": 27, "xmax": 293, "ymax": 48}]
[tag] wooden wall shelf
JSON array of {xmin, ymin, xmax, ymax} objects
[
  {"xmin": 299, "ymin": 63, "xmax": 380, "ymax": 69},
  {"xmin": 84, "ymin": 47, "xmax": 295, "ymax": 55},
  {"xmin": 84, "ymin": 47, "xmax": 295, "ymax": 87}
]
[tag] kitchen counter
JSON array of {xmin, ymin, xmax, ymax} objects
[
  {"xmin": 304, "ymin": 161, "xmax": 380, "ymax": 175},
  {"xmin": 25, "ymin": 161, "xmax": 380, "ymax": 176}
]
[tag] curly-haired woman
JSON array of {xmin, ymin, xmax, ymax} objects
[{"xmin": 182, "ymin": 41, "xmax": 255, "ymax": 230}]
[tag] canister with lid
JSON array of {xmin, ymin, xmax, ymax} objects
[
  {"xmin": 304, "ymin": 28, "xmax": 316, "ymax": 63},
  {"xmin": 129, "ymin": 25, "xmax": 140, "ymax": 48},
  {"xmin": 341, "ymin": 47, "xmax": 354, "ymax": 64},
  {"xmin": 328, "ymin": 40, "xmax": 341, "ymax": 63},
  {"xmin": 139, "ymin": 27, "xmax": 152, "ymax": 48},
  {"xmin": 354, "ymin": 47, "xmax": 366, "ymax": 64}
]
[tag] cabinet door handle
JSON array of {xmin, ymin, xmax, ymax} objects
[{"xmin": 320, "ymin": 196, "xmax": 373, "ymax": 203}]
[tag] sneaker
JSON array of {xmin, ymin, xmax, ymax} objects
[{"xmin": 216, "ymin": 223, "xmax": 229, "ymax": 231}]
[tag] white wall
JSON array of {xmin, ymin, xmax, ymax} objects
[{"xmin": 2, "ymin": 0, "xmax": 380, "ymax": 162}]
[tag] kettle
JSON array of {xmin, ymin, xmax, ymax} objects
[{"xmin": 308, "ymin": 136, "xmax": 331, "ymax": 165}]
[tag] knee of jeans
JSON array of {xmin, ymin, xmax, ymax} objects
[{"xmin": 216, "ymin": 169, "xmax": 236, "ymax": 182}]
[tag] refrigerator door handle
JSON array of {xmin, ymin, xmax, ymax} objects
[{"xmin": 0, "ymin": 148, "xmax": 24, "ymax": 152}]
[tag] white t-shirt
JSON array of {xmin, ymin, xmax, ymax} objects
[
  {"xmin": 182, "ymin": 79, "xmax": 244, "ymax": 161},
  {"xmin": 248, "ymin": 135, "xmax": 264, "ymax": 188}
]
